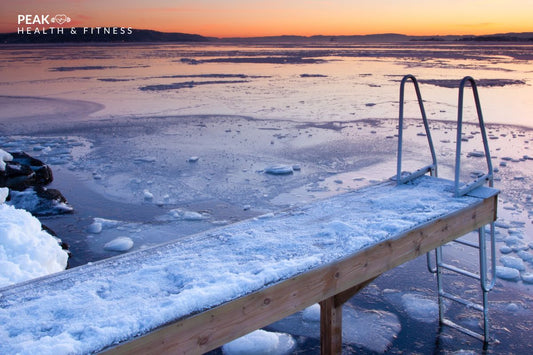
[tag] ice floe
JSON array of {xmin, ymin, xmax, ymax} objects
[
  {"xmin": 467, "ymin": 150, "xmax": 485, "ymax": 158},
  {"xmin": 500, "ymin": 255, "xmax": 526, "ymax": 271},
  {"xmin": 496, "ymin": 266, "xmax": 521, "ymax": 281},
  {"xmin": 522, "ymin": 273, "xmax": 533, "ymax": 284},
  {"xmin": 104, "ymin": 237, "xmax": 134, "ymax": 252},
  {"xmin": 500, "ymin": 245, "xmax": 513, "ymax": 254},
  {"xmin": 517, "ymin": 250, "xmax": 533, "ymax": 264},
  {"xmin": 158, "ymin": 208, "xmax": 207, "ymax": 221},
  {"xmin": 87, "ymin": 221, "xmax": 103, "ymax": 234},
  {"xmin": 222, "ymin": 329, "xmax": 296, "ymax": 355},
  {"xmin": 384, "ymin": 290, "xmax": 439, "ymax": 324},
  {"xmin": 265, "ymin": 165, "xmax": 294, "ymax": 175},
  {"xmin": 268, "ymin": 303, "xmax": 401, "ymax": 353},
  {"xmin": 90, "ymin": 217, "xmax": 121, "ymax": 230},
  {"xmin": 143, "ymin": 189, "xmax": 154, "ymax": 200}
]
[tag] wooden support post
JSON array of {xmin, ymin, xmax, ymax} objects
[
  {"xmin": 320, "ymin": 297, "xmax": 342, "ymax": 355},
  {"xmin": 319, "ymin": 278, "xmax": 377, "ymax": 354}
]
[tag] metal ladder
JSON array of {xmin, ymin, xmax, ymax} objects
[
  {"xmin": 396, "ymin": 75, "xmax": 496, "ymax": 344},
  {"xmin": 432, "ymin": 76, "xmax": 496, "ymax": 344}
]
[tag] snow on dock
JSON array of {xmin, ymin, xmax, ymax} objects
[{"xmin": 0, "ymin": 176, "xmax": 497, "ymax": 354}]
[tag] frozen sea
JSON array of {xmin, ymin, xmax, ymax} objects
[{"xmin": 1, "ymin": 42, "xmax": 533, "ymax": 353}]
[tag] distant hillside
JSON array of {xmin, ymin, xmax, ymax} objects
[
  {"xmin": 216, "ymin": 33, "xmax": 412, "ymax": 44},
  {"xmin": 0, "ymin": 28, "xmax": 209, "ymax": 44},
  {"xmin": 2, "ymin": 29, "xmax": 532, "ymax": 44},
  {"xmin": 456, "ymin": 32, "xmax": 533, "ymax": 42},
  {"xmin": 217, "ymin": 32, "xmax": 533, "ymax": 44}
]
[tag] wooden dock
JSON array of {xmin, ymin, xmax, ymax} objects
[{"xmin": 0, "ymin": 176, "xmax": 498, "ymax": 355}]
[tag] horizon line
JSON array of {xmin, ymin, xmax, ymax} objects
[{"xmin": 1, "ymin": 27, "xmax": 533, "ymax": 38}]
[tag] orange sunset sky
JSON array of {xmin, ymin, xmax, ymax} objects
[{"xmin": 0, "ymin": 0, "xmax": 532, "ymax": 37}]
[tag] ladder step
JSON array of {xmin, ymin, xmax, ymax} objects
[
  {"xmin": 438, "ymin": 262, "xmax": 481, "ymax": 280},
  {"xmin": 441, "ymin": 318, "xmax": 486, "ymax": 342},
  {"xmin": 397, "ymin": 164, "xmax": 436, "ymax": 184},
  {"xmin": 439, "ymin": 291, "xmax": 484, "ymax": 312},
  {"xmin": 453, "ymin": 238, "xmax": 480, "ymax": 249}
]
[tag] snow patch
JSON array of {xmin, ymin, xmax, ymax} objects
[
  {"xmin": 0, "ymin": 149, "xmax": 13, "ymax": 171},
  {"xmin": 7, "ymin": 188, "xmax": 73, "ymax": 216},
  {"xmin": 222, "ymin": 329, "xmax": 295, "ymax": 355},
  {"xmin": 301, "ymin": 304, "xmax": 320, "ymax": 322},
  {"xmin": 0, "ymin": 194, "xmax": 69, "ymax": 287},
  {"xmin": 0, "ymin": 187, "xmax": 8, "ymax": 203}
]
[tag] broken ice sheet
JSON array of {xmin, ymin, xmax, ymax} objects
[{"xmin": 267, "ymin": 303, "xmax": 401, "ymax": 353}]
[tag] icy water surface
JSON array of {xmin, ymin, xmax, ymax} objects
[{"xmin": 1, "ymin": 42, "xmax": 533, "ymax": 353}]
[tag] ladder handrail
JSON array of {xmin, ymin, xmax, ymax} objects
[
  {"xmin": 455, "ymin": 76, "xmax": 496, "ymax": 294},
  {"xmin": 396, "ymin": 74, "xmax": 438, "ymax": 184},
  {"xmin": 454, "ymin": 76, "xmax": 494, "ymax": 197}
]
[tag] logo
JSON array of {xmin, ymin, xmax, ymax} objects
[
  {"xmin": 16, "ymin": 14, "xmax": 133, "ymax": 36},
  {"xmin": 51, "ymin": 14, "xmax": 71, "ymax": 25},
  {"xmin": 17, "ymin": 14, "xmax": 70, "ymax": 26}
]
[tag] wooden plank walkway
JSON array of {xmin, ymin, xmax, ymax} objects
[{"xmin": 0, "ymin": 176, "xmax": 498, "ymax": 355}]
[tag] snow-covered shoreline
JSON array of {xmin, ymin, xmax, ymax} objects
[
  {"xmin": 1, "ymin": 148, "xmax": 70, "ymax": 287},
  {"xmin": 0, "ymin": 187, "xmax": 69, "ymax": 287}
]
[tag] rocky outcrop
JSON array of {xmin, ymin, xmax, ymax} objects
[
  {"xmin": 1, "ymin": 149, "xmax": 71, "ymax": 265},
  {"xmin": 1, "ymin": 151, "xmax": 72, "ymax": 216},
  {"xmin": 0, "ymin": 151, "xmax": 53, "ymax": 190}
]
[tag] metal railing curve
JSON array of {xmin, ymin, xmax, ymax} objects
[{"xmin": 396, "ymin": 74, "xmax": 438, "ymax": 185}]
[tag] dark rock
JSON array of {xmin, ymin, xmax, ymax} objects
[
  {"xmin": 5, "ymin": 162, "xmax": 34, "ymax": 177},
  {"xmin": 41, "ymin": 223, "xmax": 57, "ymax": 236},
  {"xmin": 3, "ymin": 163, "xmax": 35, "ymax": 190},
  {"xmin": 8, "ymin": 186, "xmax": 73, "ymax": 216},
  {"xmin": 35, "ymin": 186, "xmax": 68, "ymax": 204},
  {"xmin": 0, "ymin": 151, "xmax": 53, "ymax": 190}
]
